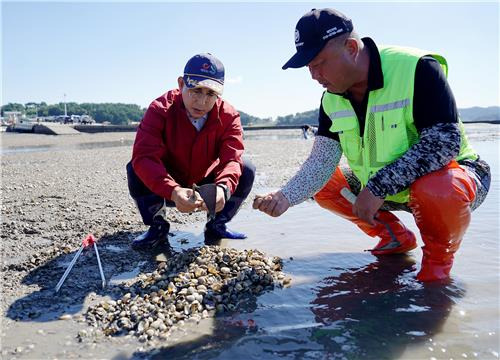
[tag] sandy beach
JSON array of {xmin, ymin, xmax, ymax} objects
[{"xmin": 1, "ymin": 124, "xmax": 498, "ymax": 359}]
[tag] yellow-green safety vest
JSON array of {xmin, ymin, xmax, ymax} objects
[{"xmin": 322, "ymin": 46, "xmax": 477, "ymax": 203}]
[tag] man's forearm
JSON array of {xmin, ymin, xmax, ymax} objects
[{"xmin": 281, "ymin": 136, "xmax": 342, "ymax": 205}]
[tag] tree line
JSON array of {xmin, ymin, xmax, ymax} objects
[
  {"xmin": 1, "ymin": 102, "xmax": 145, "ymax": 125},
  {"xmin": 1, "ymin": 102, "xmax": 271, "ymax": 126},
  {"xmin": 3, "ymin": 102, "xmax": 497, "ymax": 126},
  {"xmin": 275, "ymin": 109, "xmax": 319, "ymax": 125}
]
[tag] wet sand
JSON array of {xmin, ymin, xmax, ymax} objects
[
  {"xmin": 0, "ymin": 129, "xmax": 313, "ymax": 359},
  {"xmin": 0, "ymin": 124, "xmax": 498, "ymax": 359}
]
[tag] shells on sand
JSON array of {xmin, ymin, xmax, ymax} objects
[{"xmin": 85, "ymin": 246, "xmax": 288, "ymax": 341}]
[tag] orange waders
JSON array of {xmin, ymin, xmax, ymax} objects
[
  {"xmin": 314, "ymin": 162, "xmax": 476, "ymax": 282},
  {"xmin": 409, "ymin": 160, "xmax": 476, "ymax": 281}
]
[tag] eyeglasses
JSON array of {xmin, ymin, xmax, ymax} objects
[{"xmin": 187, "ymin": 88, "xmax": 219, "ymax": 103}]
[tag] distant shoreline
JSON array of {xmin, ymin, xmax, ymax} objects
[
  {"xmin": 70, "ymin": 120, "xmax": 500, "ymax": 133},
  {"xmin": 4, "ymin": 120, "xmax": 500, "ymax": 136}
]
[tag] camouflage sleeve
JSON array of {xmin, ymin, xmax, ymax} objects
[
  {"xmin": 281, "ymin": 136, "xmax": 342, "ymax": 206},
  {"xmin": 366, "ymin": 123, "xmax": 461, "ymax": 198}
]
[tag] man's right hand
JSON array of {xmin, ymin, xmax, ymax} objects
[
  {"xmin": 252, "ymin": 190, "xmax": 290, "ymax": 217},
  {"xmin": 171, "ymin": 187, "xmax": 203, "ymax": 213}
]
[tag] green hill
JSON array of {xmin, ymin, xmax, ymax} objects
[
  {"xmin": 458, "ymin": 106, "xmax": 500, "ymax": 122},
  {"xmin": 272, "ymin": 106, "xmax": 499, "ymax": 126}
]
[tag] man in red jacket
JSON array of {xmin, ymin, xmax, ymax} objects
[{"xmin": 127, "ymin": 53, "xmax": 255, "ymax": 250}]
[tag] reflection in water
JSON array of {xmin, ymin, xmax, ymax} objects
[
  {"xmin": 134, "ymin": 253, "xmax": 467, "ymax": 360},
  {"xmin": 310, "ymin": 255, "xmax": 465, "ymax": 359}
]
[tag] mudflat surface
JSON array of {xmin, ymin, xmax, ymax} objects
[
  {"xmin": 0, "ymin": 129, "xmax": 313, "ymax": 358},
  {"xmin": 1, "ymin": 124, "xmax": 498, "ymax": 359}
]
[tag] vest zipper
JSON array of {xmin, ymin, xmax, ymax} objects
[
  {"xmin": 381, "ymin": 115, "xmax": 385, "ymax": 131},
  {"xmin": 361, "ymin": 136, "xmax": 366, "ymax": 181}
]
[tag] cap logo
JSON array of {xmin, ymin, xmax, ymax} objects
[
  {"xmin": 295, "ymin": 29, "xmax": 304, "ymax": 48},
  {"xmin": 322, "ymin": 27, "xmax": 344, "ymax": 40},
  {"xmin": 185, "ymin": 76, "xmax": 199, "ymax": 87},
  {"xmin": 200, "ymin": 63, "xmax": 217, "ymax": 75}
]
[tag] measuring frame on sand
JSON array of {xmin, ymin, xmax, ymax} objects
[{"xmin": 55, "ymin": 234, "xmax": 106, "ymax": 293}]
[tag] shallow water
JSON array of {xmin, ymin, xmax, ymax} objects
[
  {"xmin": 138, "ymin": 139, "xmax": 499, "ymax": 359},
  {"xmin": 2, "ymin": 138, "xmax": 498, "ymax": 359}
]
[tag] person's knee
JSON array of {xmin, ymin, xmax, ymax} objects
[
  {"xmin": 314, "ymin": 186, "xmax": 332, "ymax": 203},
  {"xmin": 314, "ymin": 169, "xmax": 345, "ymax": 202},
  {"xmin": 410, "ymin": 167, "xmax": 475, "ymax": 207},
  {"xmin": 315, "ymin": 166, "xmax": 352, "ymax": 203},
  {"xmin": 313, "ymin": 192, "xmax": 330, "ymax": 208},
  {"xmin": 126, "ymin": 161, "xmax": 135, "ymax": 183},
  {"xmin": 240, "ymin": 158, "xmax": 256, "ymax": 188},
  {"xmin": 126, "ymin": 161, "xmax": 139, "ymax": 198},
  {"xmin": 127, "ymin": 161, "xmax": 155, "ymax": 199}
]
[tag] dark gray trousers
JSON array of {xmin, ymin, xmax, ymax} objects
[{"xmin": 126, "ymin": 158, "xmax": 255, "ymax": 226}]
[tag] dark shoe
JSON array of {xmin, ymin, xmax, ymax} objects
[
  {"xmin": 204, "ymin": 222, "xmax": 247, "ymax": 242},
  {"xmin": 132, "ymin": 218, "xmax": 170, "ymax": 250}
]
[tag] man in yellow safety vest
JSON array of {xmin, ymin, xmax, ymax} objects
[{"xmin": 253, "ymin": 8, "xmax": 491, "ymax": 282}]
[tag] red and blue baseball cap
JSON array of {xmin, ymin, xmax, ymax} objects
[
  {"xmin": 282, "ymin": 8, "xmax": 353, "ymax": 70},
  {"xmin": 183, "ymin": 53, "xmax": 225, "ymax": 96}
]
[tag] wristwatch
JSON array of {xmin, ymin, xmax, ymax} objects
[{"xmin": 217, "ymin": 183, "xmax": 231, "ymax": 202}]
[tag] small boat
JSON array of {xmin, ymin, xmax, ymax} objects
[{"xmin": 10, "ymin": 119, "xmax": 37, "ymax": 132}]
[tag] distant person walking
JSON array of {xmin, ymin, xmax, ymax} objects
[
  {"xmin": 253, "ymin": 8, "xmax": 490, "ymax": 282},
  {"xmin": 127, "ymin": 53, "xmax": 255, "ymax": 250}
]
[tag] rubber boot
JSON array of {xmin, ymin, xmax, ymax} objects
[
  {"xmin": 131, "ymin": 201, "xmax": 170, "ymax": 250},
  {"xmin": 314, "ymin": 167, "xmax": 416, "ymax": 255},
  {"xmin": 204, "ymin": 220, "xmax": 247, "ymax": 241},
  {"xmin": 409, "ymin": 161, "xmax": 476, "ymax": 282},
  {"xmin": 204, "ymin": 158, "xmax": 255, "ymax": 243},
  {"xmin": 131, "ymin": 216, "xmax": 170, "ymax": 250},
  {"xmin": 370, "ymin": 212, "xmax": 417, "ymax": 255}
]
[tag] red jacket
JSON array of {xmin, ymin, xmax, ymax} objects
[{"xmin": 132, "ymin": 89, "xmax": 244, "ymax": 200}]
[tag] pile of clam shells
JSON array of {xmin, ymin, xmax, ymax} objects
[{"xmin": 85, "ymin": 246, "xmax": 290, "ymax": 342}]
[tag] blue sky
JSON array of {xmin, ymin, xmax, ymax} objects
[{"xmin": 2, "ymin": 1, "xmax": 499, "ymax": 118}]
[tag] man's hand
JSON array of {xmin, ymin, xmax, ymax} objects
[
  {"xmin": 171, "ymin": 187, "xmax": 203, "ymax": 213},
  {"xmin": 215, "ymin": 186, "xmax": 225, "ymax": 213},
  {"xmin": 352, "ymin": 187, "xmax": 385, "ymax": 226},
  {"xmin": 252, "ymin": 191, "xmax": 290, "ymax": 217}
]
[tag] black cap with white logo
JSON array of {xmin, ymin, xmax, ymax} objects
[{"xmin": 282, "ymin": 8, "xmax": 353, "ymax": 70}]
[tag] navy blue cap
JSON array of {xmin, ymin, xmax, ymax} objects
[
  {"xmin": 282, "ymin": 8, "xmax": 353, "ymax": 70},
  {"xmin": 183, "ymin": 53, "xmax": 225, "ymax": 95}
]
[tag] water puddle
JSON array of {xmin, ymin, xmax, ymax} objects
[
  {"xmin": 104, "ymin": 245, "xmax": 126, "ymax": 253},
  {"xmin": 108, "ymin": 261, "xmax": 147, "ymax": 285}
]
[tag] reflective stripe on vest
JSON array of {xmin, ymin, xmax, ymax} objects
[
  {"xmin": 370, "ymin": 99, "xmax": 410, "ymax": 113},
  {"xmin": 322, "ymin": 45, "xmax": 477, "ymax": 203}
]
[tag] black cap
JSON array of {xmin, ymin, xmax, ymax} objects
[{"xmin": 282, "ymin": 8, "xmax": 353, "ymax": 70}]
